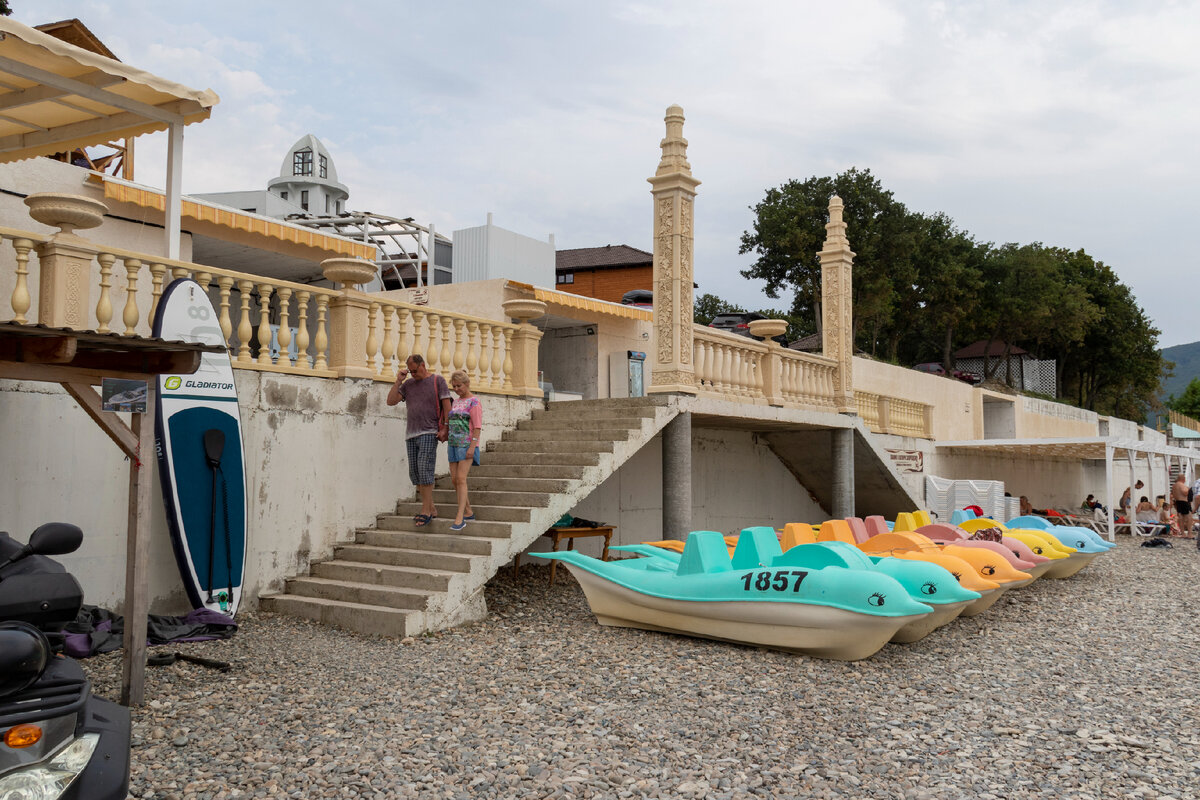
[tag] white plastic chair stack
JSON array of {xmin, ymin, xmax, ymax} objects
[{"xmin": 924, "ymin": 476, "xmax": 954, "ymax": 522}]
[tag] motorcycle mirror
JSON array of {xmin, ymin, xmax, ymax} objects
[
  {"xmin": 27, "ymin": 522, "xmax": 83, "ymax": 556},
  {"xmin": 204, "ymin": 429, "xmax": 225, "ymax": 468}
]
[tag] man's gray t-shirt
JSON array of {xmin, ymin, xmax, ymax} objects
[{"xmin": 399, "ymin": 374, "xmax": 451, "ymax": 439}]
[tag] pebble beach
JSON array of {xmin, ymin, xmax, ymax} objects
[{"xmin": 86, "ymin": 538, "xmax": 1200, "ymax": 800}]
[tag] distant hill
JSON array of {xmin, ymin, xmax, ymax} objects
[{"xmin": 1161, "ymin": 341, "xmax": 1200, "ymax": 401}]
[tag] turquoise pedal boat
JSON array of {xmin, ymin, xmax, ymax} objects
[{"xmin": 533, "ymin": 528, "xmax": 935, "ymax": 660}]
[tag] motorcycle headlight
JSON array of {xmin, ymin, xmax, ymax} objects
[
  {"xmin": 0, "ymin": 622, "xmax": 50, "ymax": 697},
  {"xmin": 0, "ymin": 732, "xmax": 98, "ymax": 800}
]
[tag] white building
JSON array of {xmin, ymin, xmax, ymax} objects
[{"xmin": 195, "ymin": 134, "xmax": 349, "ymax": 218}]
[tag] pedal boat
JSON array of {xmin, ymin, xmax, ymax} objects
[
  {"xmin": 533, "ymin": 529, "xmax": 933, "ymax": 660},
  {"xmin": 791, "ymin": 521, "xmax": 1011, "ymax": 617},
  {"xmin": 913, "ymin": 522, "xmax": 1051, "ymax": 581},
  {"xmin": 1006, "ymin": 515, "xmax": 1116, "ymax": 550},
  {"xmin": 957, "ymin": 518, "xmax": 1101, "ymax": 579},
  {"xmin": 637, "ymin": 529, "xmax": 979, "ymax": 644}
]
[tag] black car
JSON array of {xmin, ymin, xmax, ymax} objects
[{"xmin": 708, "ymin": 312, "xmax": 787, "ymax": 345}]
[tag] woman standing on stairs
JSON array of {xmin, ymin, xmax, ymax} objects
[{"xmin": 447, "ymin": 370, "xmax": 483, "ymax": 531}]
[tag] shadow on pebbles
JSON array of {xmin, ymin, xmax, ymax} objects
[{"xmin": 82, "ymin": 539, "xmax": 1200, "ymax": 800}]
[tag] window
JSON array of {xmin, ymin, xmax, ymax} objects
[
  {"xmin": 293, "ymin": 148, "xmax": 313, "ymax": 176},
  {"xmin": 336, "ymin": 200, "xmax": 342, "ymax": 213},
  {"xmin": 557, "ymin": 272, "xmax": 574, "ymax": 285},
  {"xmin": 325, "ymin": 195, "xmax": 330, "ymax": 213},
  {"xmin": 241, "ymin": 207, "xmax": 256, "ymax": 213},
  {"xmin": 300, "ymin": 190, "xmax": 309, "ymax": 211},
  {"xmin": 319, "ymin": 154, "xmax": 328, "ymax": 178},
  {"xmin": 279, "ymin": 191, "xmax": 288, "ymax": 201}
]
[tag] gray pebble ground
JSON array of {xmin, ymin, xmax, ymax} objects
[{"xmin": 85, "ymin": 537, "xmax": 1200, "ymax": 800}]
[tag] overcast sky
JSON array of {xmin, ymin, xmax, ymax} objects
[{"xmin": 17, "ymin": 1, "xmax": 1200, "ymax": 347}]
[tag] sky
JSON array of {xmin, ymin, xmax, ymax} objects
[{"xmin": 16, "ymin": 1, "xmax": 1200, "ymax": 347}]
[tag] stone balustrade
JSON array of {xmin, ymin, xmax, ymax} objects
[
  {"xmin": 692, "ymin": 326, "xmax": 839, "ymax": 410},
  {"xmin": 856, "ymin": 390, "xmax": 933, "ymax": 439},
  {"xmin": 0, "ymin": 223, "xmax": 538, "ymax": 396}
]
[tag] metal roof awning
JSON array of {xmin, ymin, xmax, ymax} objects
[{"xmin": 0, "ymin": 17, "xmax": 218, "ymax": 163}]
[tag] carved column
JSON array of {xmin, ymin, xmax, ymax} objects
[
  {"xmin": 321, "ymin": 258, "xmax": 377, "ymax": 380},
  {"xmin": 647, "ymin": 104, "xmax": 701, "ymax": 394},
  {"xmin": 819, "ymin": 195, "xmax": 856, "ymax": 413},
  {"xmin": 24, "ymin": 194, "xmax": 107, "ymax": 329}
]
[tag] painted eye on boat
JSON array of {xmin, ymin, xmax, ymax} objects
[
  {"xmin": 920, "ymin": 582, "xmax": 937, "ymax": 595},
  {"xmin": 982, "ymin": 565, "xmax": 996, "ymax": 575},
  {"xmin": 868, "ymin": 592, "xmax": 885, "ymax": 607},
  {"xmin": 951, "ymin": 572, "xmax": 962, "ymax": 580},
  {"xmin": 1034, "ymin": 548, "xmax": 1043, "ymax": 554}
]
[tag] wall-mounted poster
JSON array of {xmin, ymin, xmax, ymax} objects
[
  {"xmin": 886, "ymin": 449, "xmax": 924, "ymax": 473},
  {"xmin": 101, "ymin": 378, "xmax": 147, "ymax": 413}
]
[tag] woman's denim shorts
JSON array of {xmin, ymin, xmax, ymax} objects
[{"xmin": 448, "ymin": 446, "xmax": 480, "ymax": 465}]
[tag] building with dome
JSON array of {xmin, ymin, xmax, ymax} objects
[{"xmin": 195, "ymin": 133, "xmax": 349, "ymax": 218}]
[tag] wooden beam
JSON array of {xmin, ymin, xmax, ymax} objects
[
  {"xmin": 0, "ymin": 70, "xmax": 125, "ymax": 112},
  {"xmin": 0, "ymin": 54, "xmax": 184, "ymax": 125},
  {"xmin": 120, "ymin": 402, "xmax": 154, "ymax": 706},
  {"xmin": 60, "ymin": 381, "xmax": 138, "ymax": 460},
  {"xmin": 0, "ymin": 362, "xmax": 161, "ymax": 384},
  {"xmin": 0, "ymin": 99, "xmax": 205, "ymax": 157},
  {"xmin": 0, "ymin": 333, "xmax": 77, "ymax": 363},
  {"xmin": 67, "ymin": 349, "xmax": 202, "ymax": 375}
]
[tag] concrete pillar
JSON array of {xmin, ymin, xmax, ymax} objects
[
  {"xmin": 647, "ymin": 104, "xmax": 700, "ymax": 394},
  {"xmin": 831, "ymin": 426, "xmax": 855, "ymax": 518},
  {"xmin": 662, "ymin": 411, "xmax": 692, "ymax": 541}
]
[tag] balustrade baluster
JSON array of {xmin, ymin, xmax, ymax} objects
[
  {"xmin": 171, "ymin": 266, "xmax": 190, "ymax": 282},
  {"xmin": 313, "ymin": 294, "xmax": 329, "ymax": 370},
  {"xmin": 295, "ymin": 291, "xmax": 311, "ymax": 369},
  {"xmin": 380, "ymin": 306, "xmax": 396, "ymax": 378},
  {"xmin": 410, "ymin": 310, "xmax": 427, "ymax": 363},
  {"xmin": 148, "ymin": 263, "xmax": 168, "ymax": 322},
  {"xmin": 694, "ymin": 339, "xmax": 707, "ymax": 390},
  {"xmin": 95, "ymin": 253, "xmax": 115, "ymax": 333},
  {"xmin": 236, "ymin": 281, "xmax": 254, "ymax": 363},
  {"xmin": 441, "ymin": 316, "xmax": 455, "ymax": 374},
  {"xmin": 490, "ymin": 326, "xmax": 504, "ymax": 390},
  {"xmin": 477, "ymin": 324, "xmax": 494, "ymax": 388},
  {"xmin": 466, "ymin": 321, "xmax": 480, "ymax": 384},
  {"xmin": 501, "ymin": 327, "xmax": 514, "ymax": 392},
  {"xmin": 10, "ymin": 238, "xmax": 33, "ymax": 323},
  {"xmin": 121, "ymin": 258, "xmax": 142, "ymax": 335},
  {"xmin": 256, "ymin": 284, "xmax": 275, "ymax": 365},
  {"xmin": 425, "ymin": 314, "xmax": 441, "ymax": 374},
  {"xmin": 453, "ymin": 319, "xmax": 466, "ymax": 372},
  {"xmin": 366, "ymin": 301, "xmax": 380, "ymax": 374},
  {"xmin": 395, "ymin": 308, "xmax": 410, "ymax": 372},
  {"xmin": 276, "ymin": 288, "xmax": 293, "ymax": 366},
  {"xmin": 217, "ymin": 277, "xmax": 234, "ymax": 347},
  {"xmin": 720, "ymin": 346, "xmax": 733, "ymax": 395}
]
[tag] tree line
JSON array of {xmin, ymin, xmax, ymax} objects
[{"xmin": 699, "ymin": 167, "xmax": 1166, "ymax": 420}]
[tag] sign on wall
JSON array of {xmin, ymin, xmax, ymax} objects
[{"xmin": 886, "ymin": 449, "xmax": 924, "ymax": 473}]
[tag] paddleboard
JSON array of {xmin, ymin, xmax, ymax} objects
[{"xmin": 152, "ymin": 279, "xmax": 247, "ymax": 616}]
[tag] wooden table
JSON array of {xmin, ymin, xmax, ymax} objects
[{"xmin": 514, "ymin": 525, "xmax": 615, "ymax": 586}]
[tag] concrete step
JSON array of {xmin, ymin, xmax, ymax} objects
[
  {"xmin": 284, "ymin": 576, "xmax": 430, "ymax": 610},
  {"xmin": 333, "ymin": 544, "xmax": 473, "ymax": 573},
  {"xmin": 516, "ymin": 417, "xmax": 643, "ymax": 432},
  {"xmin": 545, "ymin": 397, "xmax": 669, "ymax": 413},
  {"xmin": 361, "ymin": 529, "xmax": 497, "ymax": 556},
  {"xmin": 434, "ymin": 475, "xmax": 572, "ymax": 493},
  {"xmin": 260, "ymin": 595, "xmax": 416, "ymax": 637},
  {"xmin": 431, "ymin": 488, "xmax": 551, "ymax": 507},
  {"xmin": 487, "ymin": 439, "xmax": 615, "ymax": 454},
  {"xmin": 502, "ymin": 428, "xmax": 632, "ymax": 442},
  {"xmin": 467, "ymin": 464, "xmax": 588, "ymax": 480},
  {"xmin": 481, "ymin": 451, "xmax": 601, "ymax": 467},
  {"xmin": 374, "ymin": 515, "xmax": 514, "ymax": 537},
  {"xmin": 312, "ymin": 560, "xmax": 454, "ymax": 592},
  {"xmin": 393, "ymin": 502, "xmax": 531, "ymax": 523}
]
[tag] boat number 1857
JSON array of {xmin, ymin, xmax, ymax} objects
[{"xmin": 739, "ymin": 570, "xmax": 808, "ymax": 592}]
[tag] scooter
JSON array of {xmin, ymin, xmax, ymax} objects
[{"xmin": 0, "ymin": 523, "xmax": 130, "ymax": 799}]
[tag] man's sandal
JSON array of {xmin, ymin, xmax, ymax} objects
[{"xmin": 414, "ymin": 514, "xmax": 433, "ymax": 527}]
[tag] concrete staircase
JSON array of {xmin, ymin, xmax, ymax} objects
[{"xmin": 261, "ymin": 396, "xmax": 678, "ymax": 637}]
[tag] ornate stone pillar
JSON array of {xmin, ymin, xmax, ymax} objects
[
  {"xmin": 24, "ymin": 193, "xmax": 107, "ymax": 329},
  {"xmin": 819, "ymin": 195, "xmax": 856, "ymax": 413},
  {"xmin": 647, "ymin": 105, "xmax": 700, "ymax": 394},
  {"xmin": 322, "ymin": 258, "xmax": 377, "ymax": 380},
  {"xmin": 502, "ymin": 298, "xmax": 546, "ymax": 398}
]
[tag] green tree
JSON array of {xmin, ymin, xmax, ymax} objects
[
  {"xmin": 693, "ymin": 293, "xmax": 743, "ymax": 326},
  {"xmin": 1167, "ymin": 378, "xmax": 1200, "ymax": 419}
]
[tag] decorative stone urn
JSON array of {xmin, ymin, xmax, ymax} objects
[
  {"xmin": 502, "ymin": 298, "xmax": 547, "ymax": 323},
  {"xmin": 320, "ymin": 257, "xmax": 377, "ymax": 289},
  {"xmin": 24, "ymin": 192, "xmax": 106, "ymax": 236},
  {"xmin": 748, "ymin": 318, "xmax": 788, "ymax": 343}
]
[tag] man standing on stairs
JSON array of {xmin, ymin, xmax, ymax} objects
[{"xmin": 387, "ymin": 354, "xmax": 453, "ymax": 527}]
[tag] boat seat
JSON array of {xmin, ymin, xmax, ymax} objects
[
  {"xmin": 781, "ymin": 522, "xmax": 818, "ymax": 551},
  {"xmin": 731, "ymin": 527, "xmax": 784, "ymax": 569},
  {"xmin": 863, "ymin": 515, "xmax": 890, "ymax": 538},
  {"xmin": 913, "ymin": 510, "xmax": 935, "ymax": 527},
  {"xmin": 844, "ymin": 517, "xmax": 871, "ymax": 544},
  {"xmin": 817, "ymin": 520, "xmax": 857, "ymax": 545},
  {"xmin": 893, "ymin": 512, "xmax": 920, "ymax": 532},
  {"xmin": 676, "ymin": 531, "xmax": 734, "ymax": 575}
]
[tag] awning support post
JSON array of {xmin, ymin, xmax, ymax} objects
[
  {"xmin": 164, "ymin": 122, "xmax": 183, "ymax": 260},
  {"xmin": 1104, "ymin": 445, "xmax": 1115, "ymax": 541}
]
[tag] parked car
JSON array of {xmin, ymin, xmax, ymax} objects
[
  {"xmin": 708, "ymin": 312, "xmax": 787, "ymax": 346},
  {"xmin": 913, "ymin": 362, "xmax": 982, "ymax": 385},
  {"xmin": 621, "ymin": 289, "xmax": 653, "ymax": 309}
]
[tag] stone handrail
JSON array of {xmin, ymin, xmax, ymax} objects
[
  {"xmin": 693, "ymin": 325, "xmax": 838, "ymax": 409},
  {"xmin": 857, "ymin": 390, "xmax": 933, "ymax": 439},
  {"xmin": 1, "ymin": 223, "xmax": 538, "ymax": 396}
]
